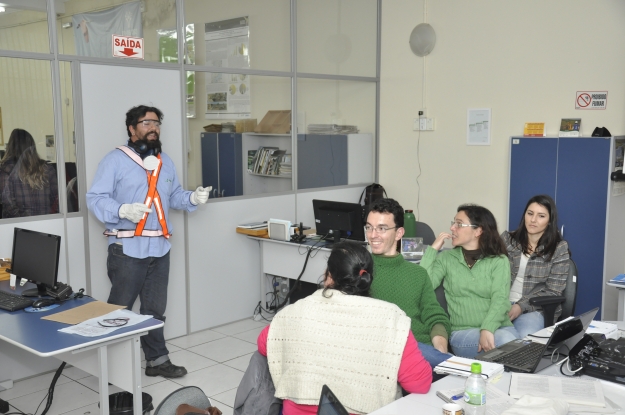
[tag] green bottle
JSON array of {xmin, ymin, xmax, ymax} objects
[{"xmin": 403, "ymin": 210, "xmax": 416, "ymax": 237}]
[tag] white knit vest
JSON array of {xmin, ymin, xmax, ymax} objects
[{"xmin": 267, "ymin": 289, "xmax": 411, "ymax": 415}]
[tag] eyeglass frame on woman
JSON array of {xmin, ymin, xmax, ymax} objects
[
  {"xmin": 450, "ymin": 221, "xmax": 477, "ymax": 228},
  {"xmin": 364, "ymin": 225, "xmax": 397, "ymax": 234}
]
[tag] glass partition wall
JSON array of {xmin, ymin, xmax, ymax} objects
[{"xmin": 0, "ymin": 0, "xmax": 379, "ymax": 213}]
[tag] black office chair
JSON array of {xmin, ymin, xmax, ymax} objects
[
  {"xmin": 434, "ymin": 284, "xmax": 449, "ymax": 316},
  {"xmin": 415, "ymin": 221, "xmax": 436, "ymax": 245},
  {"xmin": 528, "ymin": 258, "xmax": 577, "ymax": 326}
]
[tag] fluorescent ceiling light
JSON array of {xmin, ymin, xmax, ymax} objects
[{"xmin": 0, "ymin": 7, "xmax": 6, "ymax": 12}]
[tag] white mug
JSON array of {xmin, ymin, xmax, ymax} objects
[{"xmin": 442, "ymin": 403, "xmax": 463, "ymax": 415}]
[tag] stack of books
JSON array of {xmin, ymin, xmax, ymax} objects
[
  {"xmin": 434, "ymin": 356, "xmax": 504, "ymax": 380},
  {"xmin": 247, "ymin": 147, "xmax": 291, "ymax": 177},
  {"xmin": 307, "ymin": 124, "xmax": 359, "ymax": 134}
]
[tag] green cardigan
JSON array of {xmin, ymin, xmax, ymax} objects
[
  {"xmin": 370, "ymin": 254, "xmax": 451, "ymax": 345},
  {"xmin": 420, "ymin": 247, "xmax": 512, "ymax": 333}
]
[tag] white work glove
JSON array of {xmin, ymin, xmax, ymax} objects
[
  {"xmin": 191, "ymin": 186, "xmax": 211, "ymax": 205},
  {"xmin": 119, "ymin": 203, "xmax": 152, "ymax": 223}
]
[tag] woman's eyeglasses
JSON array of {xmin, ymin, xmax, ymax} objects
[
  {"xmin": 98, "ymin": 317, "xmax": 130, "ymax": 327},
  {"xmin": 450, "ymin": 221, "xmax": 477, "ymax": 229}
]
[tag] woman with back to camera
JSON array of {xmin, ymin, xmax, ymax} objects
[
  {"xmin": 420, "ymin": 204, "xmax": 520, "ymax": 358},
  {"xmin": 502, "ymin": 194, "xmax": 570, "ymax": 338},
  {"xmin": 0, "ymin": 129, "xmax": 58, "ymax": 218},
  {"xmin": 257, "ymin": 241, "xmax": 432, "ymax": 415}
]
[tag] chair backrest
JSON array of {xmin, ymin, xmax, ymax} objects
[
  {"xmin": 559, "ymin": 258, "xmax": 578, "ymax": 321},
  {"xmin": 434, "ymin": 284, "xmax": 448, "ymax": 316},
  {"xmin": 415, "ymin": 221, "xmax": 436, "ymax": 245}
]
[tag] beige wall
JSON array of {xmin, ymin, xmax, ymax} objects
[{"xmin": 380, "ymin": 0, "xmax": 625, "ymax": 240}]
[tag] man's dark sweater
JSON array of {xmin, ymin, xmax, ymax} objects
[{"xmin": 371, "ymin": 254, "xmax": 450, "ymax": 345}]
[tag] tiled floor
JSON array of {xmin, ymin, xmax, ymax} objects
[{"xmin": 0, "ymin": 318, "xmax": 269, "ymax": 415}]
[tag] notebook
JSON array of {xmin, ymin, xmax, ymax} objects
[
  {"xmin": 317, "ymin": 385, "xmax": 349, "ymax": 415},
  {"xmin": 476, "ymin": 307, "xmax": 599, "ymax": 373}
]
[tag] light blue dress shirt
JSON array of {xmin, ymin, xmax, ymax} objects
[{"xmin": 87, "ymin": 146, "xmax": 197, "ymax": 259}]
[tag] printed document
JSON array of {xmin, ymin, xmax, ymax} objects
[
  {"xmin": 509, "ymin": 373, "xmax": 605, "ymax": 407},
  {"xmin": 58, "ymin": 309, "xmax": 152, "ymax": 337}
]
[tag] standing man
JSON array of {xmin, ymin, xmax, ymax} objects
[
  {"xmin": 87, "ymin": 105, "xmax": 210, "ymax": 378},
  {"xmin": 367, "ymin": 198, "xmax": 452, "ymax": 368}
]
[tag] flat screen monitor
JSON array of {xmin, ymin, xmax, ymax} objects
[
  {"xmin": 11, "ymin": 228, "xmax": 61, "ymax": 297},
  {"xmin": 312, "ymin": 199, "xmax": 365, "ymax": 243}
]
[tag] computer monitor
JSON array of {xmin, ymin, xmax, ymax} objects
[
  {"xmin": 312, "ymin": 199, "xmax": 365, "ymax": 243},
  {"xmin": 10, "ymin": 228, "xmax": 61, "ymax": 297}
]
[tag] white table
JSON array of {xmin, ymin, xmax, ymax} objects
[
  {"xmin": 606, "ymin": 282, "xmax": 625, "ymax": 321},
  {"xmin": 369, "ymin": 364, "xmax": 625, "ymax": 415},
  {"xmin": 249, "ymin": 236, "xmax": 332, "ymax": 303},
  {"xmin": 0, "ymin": 281, "xmax": 164, "ymax": 415}
]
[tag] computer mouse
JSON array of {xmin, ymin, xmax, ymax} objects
[{"xmin": 32, "ymin": 298, "xmax": 57, "ymax": 308}]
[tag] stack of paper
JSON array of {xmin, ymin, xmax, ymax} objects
[
  {"xmin": 609, "ymin": 274, "xmax": 625, "ymax": 285},
  {"xmin": 587, "ymin": 320, "xmax": 619, "ymax": 339},
  {"xmin": 509, "ymin": 373, "xmax": 614, "ymax": 413},
  {"xmin": 434, "ymin": 356, "xmax": 504, "ymax": 380}
]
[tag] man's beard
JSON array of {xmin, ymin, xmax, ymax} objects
[{"xmin": 136, "ymin": 137, "xmax": 162, "ymax": 154}]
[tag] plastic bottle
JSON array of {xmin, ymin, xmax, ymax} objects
[
  {"xmin": 403, "ymin": 210, "xmax": 416, "ymax": 237},
  {"xmin": 464, "ymin": 362, "xmax": 486, "ymax": 415}
]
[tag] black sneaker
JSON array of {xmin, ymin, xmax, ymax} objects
[{"xmin": 145, "ymin": 360, "xmax": 187, "ymax": 378}]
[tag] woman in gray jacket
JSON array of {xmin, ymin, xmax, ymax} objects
[{"xmin": 502, "ymin": 194, "xmax": 570, "ymax": 338}]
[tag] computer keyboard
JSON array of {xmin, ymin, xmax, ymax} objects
[
  {"xmin": 492, "ymin": 342, "xmax": 544, "ymax": 367},
  {"xmin": 0, "ymin": 290, "xmax": 34, "ymax": 312}
]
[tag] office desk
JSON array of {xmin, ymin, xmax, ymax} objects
[
  {"xmin": 606, "ymin": 282, "xmax": 625, "ymax": 321},
  {"xmin": 0, "ymin": 281, "xmax": 163, "ymax": 415},
  {"xmin": 369, "ymin": 364, "xmax": 625, "ymax": 415},
  {"xmin": 250, "ymin": 237, "xmax": 333, "ymax": 303}
]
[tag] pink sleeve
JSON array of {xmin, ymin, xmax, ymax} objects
[
  {"xmin": 257, "ymin": 325, "xmax": 270, "ymax": 356},
  {"xmin": 397, "ymin": 331, "xmax": 432, "ymax": 394}
]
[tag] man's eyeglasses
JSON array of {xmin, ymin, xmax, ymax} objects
[
  {"xmin": 450, "ymin": 221, "xmax": 477, "ymax": 229},
  {"xmin": 364, "ymin": 225, "xmax": 397, "ymax": 234},
  {"xmin": 98, "ymin": 318, "xmax": 130, "ymax": 327},
  {"xmin": 138, "ymin": 119, "xmax": 161, "ymax": 127}
]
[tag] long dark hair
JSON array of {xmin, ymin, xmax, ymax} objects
[
  {"xmin": 323, "ymin": 241, "xmax": 373, "ymax": 297},
  {"xmin": 458, "ymin": 204, "xmax": 507, "ymax": 257},
  {"xmin": 509, "ymin": 194, "xmax": 562, "ymax": 258},
  {"xmin": 1, "ymin": 129, "xmax": 48, "ymax": 190}
]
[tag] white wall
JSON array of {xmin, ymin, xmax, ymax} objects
[{"xmin": 379, "ymin": 0, "xmax": 625, "ymax": 240}]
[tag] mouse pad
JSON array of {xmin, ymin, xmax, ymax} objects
[{"xmin": 25, "ymin": 304, "xmax": 61, "ymax": 312}]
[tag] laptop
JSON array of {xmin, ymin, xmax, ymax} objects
[
  {"xmin": 317, "ymin": 385, "xmax": 349, "ymax": 415},
  {"xmin": 476, "ymin": 307, "xmax": 599, "ymax": 373}
]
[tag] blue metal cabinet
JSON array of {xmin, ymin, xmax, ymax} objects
[
  {"xmin": 201, "ymin": 133, "xmax": 243, "ymax": 197},
  {"xmin": 509, "ymin": 136, "xmax": 612, "ymax": 316}
]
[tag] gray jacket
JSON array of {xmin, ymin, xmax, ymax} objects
[{"xmin": 233, "ymin": 351, "xmax": 282, "ymax": 415}]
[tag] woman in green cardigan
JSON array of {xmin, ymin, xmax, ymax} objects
[{"xmin": 420, "ymin": 204, "xmax": 520, "ymax": 358}]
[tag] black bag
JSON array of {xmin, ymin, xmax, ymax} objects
[{"xmin": 358, "ymin": 183, "xmax": 387, "ymax": 222}]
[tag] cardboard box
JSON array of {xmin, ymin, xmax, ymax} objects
[
  {"xmin": 236, "ymin": 227, "xmax": 269, "ymax": 237},
  {"xmin": 236, "ymin": 119, "xmax": 257, "ymax": 133},
  {"xmin": 254, "ymin": 110, "xmax": 291, "ymax": 134}
]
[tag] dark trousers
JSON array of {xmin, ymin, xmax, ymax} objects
[{"xmin": 107, "ymin": 243, "xmax": 170, "ymax": 364}]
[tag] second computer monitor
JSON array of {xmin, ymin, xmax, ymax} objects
[
  {"xmin": 312, "ymin": 199, "xmax": 365, "ymax": 243},
  {"xmin": 11, "ymin": 228, "xmax": 61, "ymax": 297}
]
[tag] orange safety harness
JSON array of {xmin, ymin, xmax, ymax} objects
[{"xmin": 104, "ymin": 146, "xmax": 170, "ymax": 239}]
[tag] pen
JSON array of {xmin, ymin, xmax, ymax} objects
[{"xmin": 451, "ymin": 394, "xmax": 463, "ymax": 400}]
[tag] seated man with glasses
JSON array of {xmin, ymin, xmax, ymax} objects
[{"xmin": 367, "ymin": 198, "xmax": 452, "ymax": 368}]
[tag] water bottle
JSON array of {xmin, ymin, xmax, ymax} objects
[
  {"xmin": 403, "ymin": 210, "xmax": 416, "ymax": 237},
  {"xmin": 464, "ymin": 362, "xmax": 486, "ymax": 415}
]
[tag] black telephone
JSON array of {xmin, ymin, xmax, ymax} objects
[
  {"xmin": 568, "ymin": 333, "xmax": 602, "ymax": 370},
  {"xmin": 46, "ymin": 282, "xmax": 73, "ymax": 301}
]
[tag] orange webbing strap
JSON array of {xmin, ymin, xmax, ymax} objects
[{"xmin": 134, "ymin": 155, "xmax": 170, "ymax": 238}]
